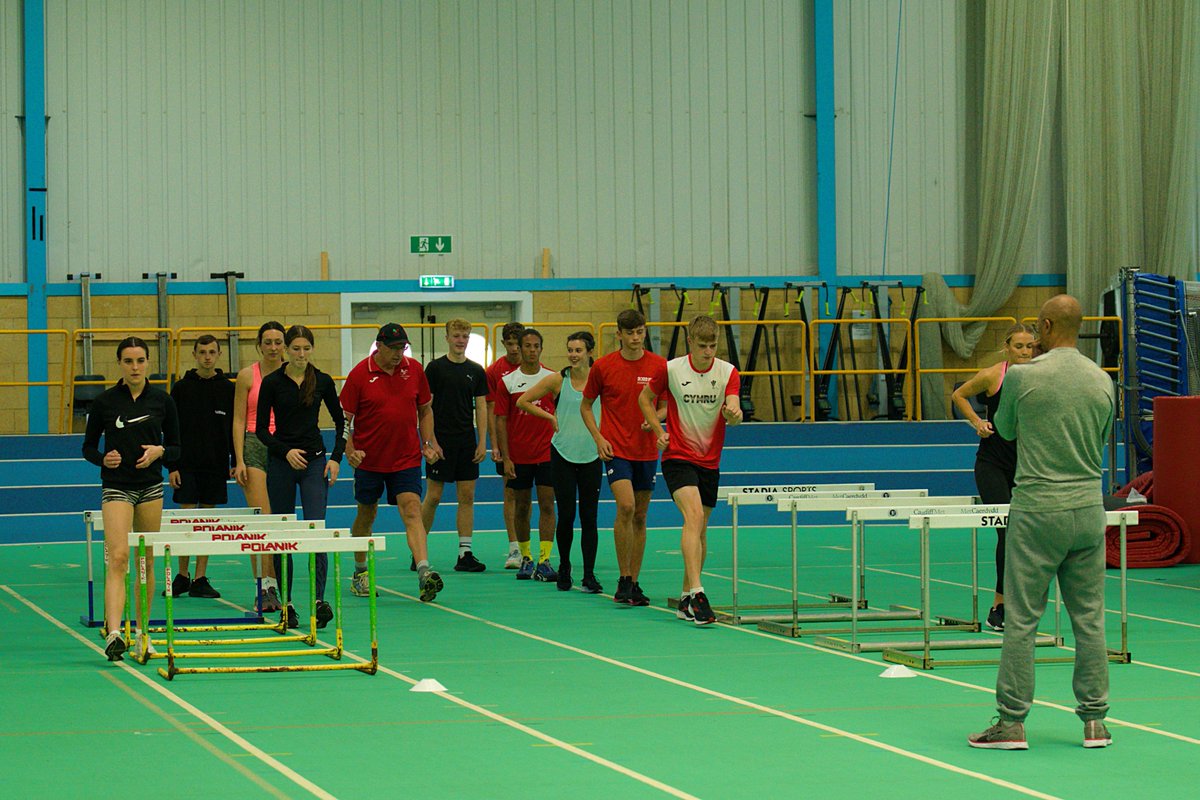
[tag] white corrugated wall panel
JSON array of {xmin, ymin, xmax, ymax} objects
[
  {"xmin": 42, "ymin": 0, "xmax": 812, "ymax": 283},
  {"xmin": 1, "ymin": 0, "xmax": 24, "ymax": 284},
  {"xmin": 835, "ymin": 0, "xmax": 969, "ymax": 277}
]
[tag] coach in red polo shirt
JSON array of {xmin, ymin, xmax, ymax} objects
[{"xmin": 341, "ymin": 323, "xmax": 445, "ymax": 602}]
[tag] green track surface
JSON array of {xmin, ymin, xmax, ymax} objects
[{"xmin": 4, "ymin": 524, "xmax": 1199, "ymax": 799}]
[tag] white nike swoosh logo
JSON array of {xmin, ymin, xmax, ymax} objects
[{"xmin": 115, "ymin": 415, "xmax": 151, "ymax": 429}]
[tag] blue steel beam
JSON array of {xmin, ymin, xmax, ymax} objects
[{"xmin": 23, "ymin": 0, "xmax": 49, "ymax": 433}]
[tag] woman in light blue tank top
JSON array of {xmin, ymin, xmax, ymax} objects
[{"xmin": 517, "ymin": 331, "xmax": 603, "ymax": 593}]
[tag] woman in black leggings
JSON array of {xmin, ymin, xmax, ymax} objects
[
  {"xmin": 952, "ymin": 323, "xmax": 1037, "ymax": 631},
  {"xmin": 517, "ymin": 331, "xmax": 603, "ymax": 593}
]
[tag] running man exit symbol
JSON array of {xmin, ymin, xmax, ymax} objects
[{"xmin": 410, "ymin": 236, "xmax": 453, "ymax": 255}]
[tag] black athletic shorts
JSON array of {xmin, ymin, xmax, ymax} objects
[
  {"xmin": 507, "ymin": 461, "xmax": 553, "ymax": 491},
  {"xmin": 661, "ymin": 459, "xmax": 720, "ymax": 508},
  {"xmin": 173, "ymin": 470, "xmax": 229, "ymax": 506},
  {"xmin": 427, "ymin": 438, "xmax": 481, "ymax": 483}
]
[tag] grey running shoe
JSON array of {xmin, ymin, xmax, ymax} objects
[
  {"xmin": 350, "ymin": 570, "xmax": 371, "ymax": 597},
  {"xmin": 516, "ymin": 557, "xmax": 535, "ymax": 580},
  {"xmin": 261, "ymin": 586, "xmax": 283, "ymax": 613},
  {"xmin": 533, "ymin": 560, "xmax": 558, "ymax": 583},
  {"xmin": 967, "ymin": 718, "xmax": 1028, "ymax": 750},
  {"xmin": 1083, "ymin": 720, "xmax": 1112, "ymax": 748},
  {"xmin": 134, "ymin": 634, "xmax": 157, "ymax": 661},
  {"xmin": 676, "ymin": 594, "xmax": 694, "ymax": 621},
  {"xmin": 986, "ymin": 603, "xmax": 1005, "ymax": 632},
  {"xmin": 188, "ymin": 576, "xmax": 221, "ymax": 599},
  {"xmin": 104, "ymin": 630, "xmax": 127, "ymax": 662},
  {"xmin": 419, "ymin": 570, "xmax": 444, "ymax": 603},
  {"xmin": 504, "ymin": 551, "xmax": 522, "ymax": 570},
  {"xmin": 455, "ymin": 551, "xmax": 486, "ymax": 572}
]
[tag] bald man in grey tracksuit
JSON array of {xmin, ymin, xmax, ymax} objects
[{"xmin": 968, "ymin": 294, "xmax": 1116, "ymax": 751}]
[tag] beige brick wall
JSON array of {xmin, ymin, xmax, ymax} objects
[{"xmin": 0, "ymin": 284, "xmax": 1076, "ymax": 432}]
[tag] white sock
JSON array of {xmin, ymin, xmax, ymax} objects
[
  {"xmin": 262, "ymin": 577, "xmax": 278, "ymax": 591},
  {"xmin": 459, "ymin": 537, "xmax": 472, "ymax": 555},
  {"xmin": 688, "ymin": 586, "xmax": 704, "ymax": 597}
]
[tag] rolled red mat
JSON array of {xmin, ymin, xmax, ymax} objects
[
  {"xmin": 1104, "ymin": 504, "xmax": 1191, "ymax": 568},
  {"xmin": 1153, "ymin": 396, "xmax": 1200, "ymax": 562},
  {"xmin": 1115, "ymin": 471, "xmax": 1153, "ymax": 502}
]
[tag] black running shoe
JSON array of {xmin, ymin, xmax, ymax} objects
[
  {"xmin": 628, "ymin": 581, "xmax": 650, "ymax": 607},
  {"xmin": 986, "ymin": 603, "xmax": 1005, "ymax": 632},
  {"xmin": 315, "ymin": 600, "xmax": 333, "ymax": 628},
  {"xmin": 690, "ymin": 591, "xmax": 716, "ymax": 625},
  {"xmin": 676, "ymin": 594, "xmax": 694, "ymax": 621},
  {"xmin": 104, "ymin": 630, "xmax": 126, "ymax": 661},
  {"xmin": 580, "ymin": 575, "xmax": 603, "ymax": 594},
  {"xmin": 162, "ymin": 572, "xmax": 191, "ymax": 598},
  {"xmin": 556, "ymin": 564, "xmax": 573, "ymax": 591},
  {"xmin": 613, "ymin": 576, "xmax": 632, "ymax": 604},
  {"xmin": 188, "ymin": 576, "xmax": 221, "ymax": 599},
  {"xmin": 285, "ymin": 604, "xmax": 299, "ymax": 629},
  {"xmin": 454, "ymin": 551, "xmax": 487, "ymax": 572}
]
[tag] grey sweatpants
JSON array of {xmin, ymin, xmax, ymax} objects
[{"xmin": 996, "ymin": 504, "xmax": 1109, "ymax": 723}]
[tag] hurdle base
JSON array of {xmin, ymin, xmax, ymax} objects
[
  {"xmin": 158, "ymin": 660, "xmax": 373, "ymax": 680},
  {"xmin": 1106, "ymin": 647, "xmax": 1132, "ymax": 664},
  {"xmin": 827, "ymin": 593, "xmax": 870, "ymax": 609},
  {"xmin": 754, "ymin": 605, "xmax": 947, "ymax": 638},
  {"xmin": 813, "ymin": 631, "xmax": 1056, "ymax": 655}
]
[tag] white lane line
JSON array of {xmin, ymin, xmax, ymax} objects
[
  {"xmin": 100, "ymin": 672, "xmax": 293, "ymax": 800},
  {"xmin": 0, "ymin": 584, "xmax": 337, "ymax": 800},
  {"xmin": 211, "ymin": 599, "xmax": 700, "ymax": 799},
  {"xmin": 377, "ymin": 588, "xmax": 1062, "ymax": 800},
  {"xmin": 694, "ymin": 574, "xmax": 1200, "ymax": 741}
]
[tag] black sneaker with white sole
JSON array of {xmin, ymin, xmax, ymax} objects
[
  {"xmin": 628, "ymin": 582, "xmax": 650, "ymax": 607},
  {"xmin": 454, "ymin": 552, "xmax": 486, "ymax": 572},
  {"xmin": 580, "ymin": 575, "xmax": 603, "ymax": 594},
  {"xmin": 286, "ymin": 604, "xmax": 299, "ymax": 629},
  {"xmin": 104, "ymin": 630, "xmax": 127, "ymax": 661},
  {"xmin": 188, "ymin": 576, "xmax": 221, "ymax": 599},
  {"xmin": 987, "ymin": 603, "xmax": 1005, "ymax": 632},
  {"xmin": 162, "ymin": 572, "xmax": 191, "ymax": 598},
  {"xmin": 676, "ymin": 594, "xmax": 694, "ymax": 621},
  {"xmin": 690, "ymin": 591, "xmax": 716, "ymax": 625}
]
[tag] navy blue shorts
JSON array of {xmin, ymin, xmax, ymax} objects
[
  {"xmin": 354, "ymin": 466, "xmax": 422, "ymax": 506},
  {"xmin": 506, "ymin": 461, "xmax": 553, "ymax": 491},
  {"xmin": 605, "ymin": 456, "xmax": 657, "ymax": 492}
]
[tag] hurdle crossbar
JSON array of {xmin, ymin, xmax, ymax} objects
[
  {"xmin": 124, "ymin": 526, "xmax": 343, "ymax": 647},
  {"xmin": 874, "ymin": 509, "xmax": 1138, "ymax": 669},
  {"xmin": 155, "ymin": 535, "xmax": 384, "ymax": 679},
  {"xmin": 694, "ymin": 488, "xmax": 928, "ymax": 626},
  {"xmin": 702, "ymin": 484, "xmax": 876, "ymax": 624},
  {"xmin": 80, "ymin": 506, "xmax": 283, "ymax": 628}
]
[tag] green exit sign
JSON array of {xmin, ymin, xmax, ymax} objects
[
  {"xmin": 419, "ymin": 274, "xmax": 455, "ymax": 289},
  {"xmin": 410, "ymin": 235, "xmax": 452, "ymax": 254}
]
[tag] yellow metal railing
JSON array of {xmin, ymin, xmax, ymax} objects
[
  {"xmin": 0, "ymin": 329, "xmax": 72, "ymax": 433},
  {"xmin": 913, "ymin": 317, "xmax": 1017, "ymax": 421},
  {"xmin": 61, "ymin": 328, "xmax": 176, "ymax": 432},
  {"xmin": 809, "ymin": 318, "xmax": 912, "ymax": 421}
]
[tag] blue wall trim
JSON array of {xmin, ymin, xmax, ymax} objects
[{"xmin": 23, "ymin": 0, "xmax": 49, "ymax": 433}]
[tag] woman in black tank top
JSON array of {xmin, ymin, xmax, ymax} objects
[{"xmin": 952, "ymin": 323, "xmax": 1037, "ymax": 632}]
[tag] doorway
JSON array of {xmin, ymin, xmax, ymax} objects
[{"xmin": 339, "ymin": 292, "xmax": 533, "ymax": 374}]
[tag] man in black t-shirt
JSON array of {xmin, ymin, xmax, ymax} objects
[{"xmin": 420, "ymin": 319, "xmax": 490, "ymax": 571}]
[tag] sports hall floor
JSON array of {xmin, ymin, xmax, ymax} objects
[{"xmin": 4, "ymin": 523, "xmax": 1199, "ymax": 799}]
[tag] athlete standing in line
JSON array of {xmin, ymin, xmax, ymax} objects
[
  {"xmin": 581, "ymin": 310, "xmax": 666, "ymax": 606},
  {"xmin": 83, "ymin": 337, "xmax": 181, "ymax": 661},
  {"xmin": 517, "ymin": 330, "xmax": 604, "ymax": 593},
  {"xmin": 341, "ymin": 323, "xmax": 445, "ymax": 602},
  {"xmin": 420, "ymin": 319, "xmax": 489, "ymax": 572},
  {"xmin": 256, "ymin": 325, "xmax": 345, "ymax": 628},
  {"xmin": 494, "ymin": 328, "xmax": 558, "ymax": 581},
  {"xmin": 485, "ymin": 322, "xmax": 526, "ymax": 568},
  {"xmin": 166, "ymin": 334, "xmax": 236, "ymax": 600},
  {"xmin": 640, "ymin": 316, "xmax": 741, "ymax": 625},
  {"xmin": 232, "ymin": 321, "xmax": 285, "ymax": 612}
]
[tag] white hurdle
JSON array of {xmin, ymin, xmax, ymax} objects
[
  {"xmin": 80, "ymin": 505, "xmax": 284, "ymax": 628},
  {"xmin": 152, "ymin": 534, "xmax": 385, "ymax": 679},
  {"xmin": 701, "ymin": 484, "xmax": 874, "ymax": 624},
  {"xmin": 706, "ymin": 488, "xmax": 928, "ymax": 628},
  {"xmin": 877, "ymin": 508, "xmax": 1139, "ymax": 670}
]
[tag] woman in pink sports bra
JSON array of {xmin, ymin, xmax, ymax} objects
[
  {"xmin": 233, "ymin": 321, "xmax": 286, "ymax": 611},
  {"xmin": 952, "ymin": 323, "xmax": 1038, "ymax": 633}
]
